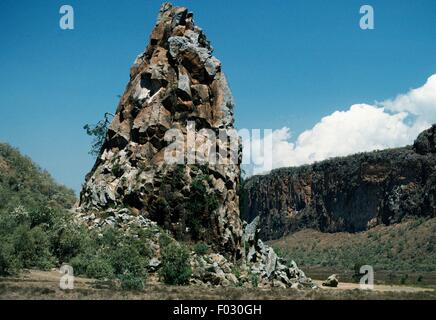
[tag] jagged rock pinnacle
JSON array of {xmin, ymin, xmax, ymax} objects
[{"xmin": 77, "ymin": 3, "xmax": 242, "ymax": 258}]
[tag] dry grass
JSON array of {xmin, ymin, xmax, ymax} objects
[
  {"xmin": 269, "ymin": 217, "xmax": 436, "ymax": 284},
  {"xmin": 0, "ymin": 270, "xmax": 434, "ymax": 300}
]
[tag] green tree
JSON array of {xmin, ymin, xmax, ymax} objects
[{"xmin": 83, "ymin": 112, "xmax": 114, "ymax": 157}]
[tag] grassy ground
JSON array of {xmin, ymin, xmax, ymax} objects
[
  {"xmin": 269, "ymin": 218, "xmax": 436, "ymax": 286},
  {"xmin": 0, "ymin": 270, "xmax": 434, "ymax": 300}
]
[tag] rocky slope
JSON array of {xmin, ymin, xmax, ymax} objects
[
  {"xmin": 77, "ymin": 3, "xmax": 242, "ymax": 258},
  {"xmin": 242, "ymin": 125, "xmax": 436, "ymax": 240}
]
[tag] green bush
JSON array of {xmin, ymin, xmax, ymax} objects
[
  {"xmin": 68, "ymin": 228, "xmax": 150, "ymax": 286},
  {"xmin": 400, "ymin": 274, "xmax": 409, "ymax": 284},
  {"xmin": 194, "ymin": 242, "xmax": 209, "ymax": 255},
  {"xmin": 29, "ymin": 207, "xmax": 55, "ymax": 228},
  {"xmin": 70, "ymin": 254, "xmax": 93, "ymax": 276},
  {"xmin": 119, "ymin": 273, "xmax": 145, "ymax": 291},
  {"xmin": 51, "ymin": 222, "xmax": 90, "ymax": 263},
  {"xmin": 0, "ymin": 241, "xmax": 20, "ymax": 275},
  {"xmin": 109, "ymin": 245, "xmax": 148, "ymax": 278},
  {"xmin": 85, "ymin": 257, "xmax": 115, "ymax": 280},
  {"xmin": 250, "ymin": 273, "xmax": 259, "ymax": 288},
  {"xmin": 186, "ymin": 173, "xmax": 219, "ymax": 240},
  {"xmin": 159, "ymin": 242, "xmax": 192, "ymax": 285},
  {"xmin": 13, "ymin": 225, "xmax": 56, "ymax": 270},
  {"xmin": 159, "ymin": 233, "xmax": 173, "ymax": 248},
  {"xmin": 111, "ymin": 163, "xmax": 123, "ymax": 177}
]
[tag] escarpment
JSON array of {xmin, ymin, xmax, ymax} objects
[{"xmin": 242, "ymin": 125, "xmax": 436, "ymax": 240}]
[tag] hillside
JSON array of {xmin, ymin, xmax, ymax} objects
[
  {"xmin": 0, "ymin": 143, "xmax": 76, "ymax": 213},
  {"xmin": 270, "ymin": 217, "xmax": 436, "ymax": 276}
]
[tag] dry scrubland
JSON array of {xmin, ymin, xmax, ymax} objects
[
  {"xmin": 0, "ymin": 270, "xmax": 434, "ymax": 300},
  {"xmin": 270, "ymin": 218, "xmax": 436, "ymax": 285}
]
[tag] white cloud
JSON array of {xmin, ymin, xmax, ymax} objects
[
  {"xmin": 246, "ymin": 74, "xmax": 436, "ymax": 175},
  {"xmin": 381, "ymin": 74, "xmax": 436, "ymax": 122}
]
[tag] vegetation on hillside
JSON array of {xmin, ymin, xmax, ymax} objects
[
  {"xmin": 0, "ymin": 143, "xmax": 77, "ymax": 275},
  {"xmin": 271, "ymin": 218, "xmax": 436, "ymax": 274},
  {"xmin": 0, "ymin": 143, "xmax": 76, "ymax": 213},
  {"xmin": 0, "ymin": 143, "xmax": 195, "ymax": 290}
]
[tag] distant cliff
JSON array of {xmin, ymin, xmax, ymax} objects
[{"xmin": 242, "ymin": 125, "xmax": 436, "ymax": 240}]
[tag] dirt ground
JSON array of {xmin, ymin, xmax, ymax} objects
[{"xmin": 0, "ymin": 270, "xmax": 434, "ymax": 300}]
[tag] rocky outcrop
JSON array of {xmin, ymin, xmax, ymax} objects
[
  {"xmin": 242, "ymin": 125, "xmax": 436, "ymax": 240},
  {"xmin": 75, "ymin": 3, "xmax": 315, "ymax": 289},
  {"xmin": 241, "ymin": 216, "xmax": 315, "ymax": 289},
  {"xmin": 190, "ymin": 216, "xmax": 315, "ymax": 288},
  {"xmin": 414, "ymin": 124, "xmax": 436, "ymax": 155},
  {"xmin": 77, "ymin": 3, "xmax": 242, "ymax": 258}
]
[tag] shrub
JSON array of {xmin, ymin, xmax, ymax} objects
[
  {"xmin": 250, "ymin": 273, "xmax": 259, "ymax": 288},
  {"xmin": 400, "ymin": 274, "xmax": 409, "ymax": 285},
  {"xmin": 0, "ymin": 241, "xmax": 20, "ymax": 276},
  {"xmin": 111, "ymin": 163, "xmax": 123, "ymax": 177},
  {"xmin": 159, "ymin": 242, "xmax": 192, "ymax": 285},
  {"xmin": 29, "ymin": 207, "xmax": 55, "ymax": 228},
  {"xmin": 70, "ymin": 254, "xmax": 93, "ymax": 276},
  {"xmin": 186, "ymin": 173, "xmax": 220, "ymax": 240},
  {"xmin": 194, "ymin": 242, "xmax": 209, "ymax": 255},
  {"xmin": 85, "ymin": 257, "xmax": 114, "ymax": 280},
  {"xmin": 51, "ymin": 223, "xmax": 90, "ymax": 263},
  {"xmin": 109, "ymin": 244, "xmax": 148, "ymax": 278},
  {"xmin": 159, "ymin": 233, "xmax": 173, "ymax": 248},
  {"xmin": 119, "ymin": 273, "xmax": 145, "ymax": 291},
  {"xmin": 13, "ymin": 225, "xmax": 56, "ymax": 270}
]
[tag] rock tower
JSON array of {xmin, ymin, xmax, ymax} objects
[{"xmin": 78, "ymin": 3, "xmax": 242, "ymax": 258}]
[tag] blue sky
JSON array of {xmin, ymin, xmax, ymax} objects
[{"xmin": 0, "ymin": 0, "xmax": 435, "ymax": 193}]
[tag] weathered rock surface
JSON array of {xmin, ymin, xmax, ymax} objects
[
  {"xmin": 414, "ymin": 124, "xmax": 436, "ymax": 155},
  {"xmin": 190, "ymin": 217, "xmax": 315, "ymax": 288},
  {"xmin": 242, "ymin": 125, "xmax": 436, "ymax": 240},
  {"xmin": 241, "ymin": 216, "xmax": 315, "ymax": 289},
  {"xmin": 77, "ymin": 3, "xmax": 242, "ymax": 258},
  {"xmin": 322, "ymin": 274, "xmax": 339, "ymax": 288}
]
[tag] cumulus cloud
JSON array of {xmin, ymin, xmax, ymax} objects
[
  {"xmin": 381, "ymin": 74, "xmax": 436, "ymax": 122},
  {"xmin": 245, "ymin": 74, "xmax": 436, "ymax": 175}
]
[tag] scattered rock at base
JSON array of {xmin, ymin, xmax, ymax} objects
[
  {"xmin": 241, "ymin": 216, "xmax": 316, "ymax": 289},
  {"xmin": 322, "ymin": 274, "xmax": 339, "ymax": 288}
]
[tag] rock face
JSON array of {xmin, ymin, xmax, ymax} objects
[
  {"xmin": 242, "ymin": 125, "xmax": 436, "ymax": 240},
  {"xmin": 190, "ymin": 217, "xmax": 315, "ymax": 288},
  {"xmin": 78, "ymin": 3, "xmax": 242, "ymax": 258},
  {"xmin": 414, "ymin": 124, "xmax": 436, "ymax": 155},
  {"xmin": 241, "ymin": 217, "xmax": 315, "ymax": 289}
]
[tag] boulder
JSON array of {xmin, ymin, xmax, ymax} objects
[{"xmin": 322, "ymin": 274, "xmax": 339, "ymax": 288}]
